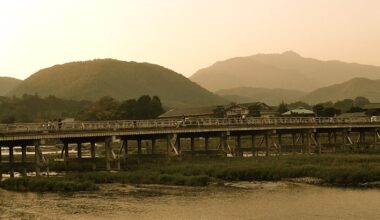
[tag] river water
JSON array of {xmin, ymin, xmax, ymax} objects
[{"xmin": 1, "ymin": 182, "xmax": 380, "ymax": 220}]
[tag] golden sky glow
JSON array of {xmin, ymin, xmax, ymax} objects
[{"xmin": 1, "ymin": 0, "xmax": 380, "ymax": 79}]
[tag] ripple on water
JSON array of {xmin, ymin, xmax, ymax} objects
[{"xmin": 1, "ymin": 183, "xmax": 380, "ymax": 220}]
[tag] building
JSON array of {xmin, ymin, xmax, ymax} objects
[
  {"xmin": 159, "ymin": 102, "xmax": 274, "ymax": 119},
  {"xmin": 282, "ymin": 107, "xmax": 315, "ymax": 117},
  {"xmin": 363, "ymin": 103, "xmax": 380, "ymax": 115}
]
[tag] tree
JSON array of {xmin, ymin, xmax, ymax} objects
[
  {"xmin": 322, "ymin": 107, "xmax": 341, "ymax": 117},
  {"xmin": 347, "ymin": 106, "xmax": 364, "ymax": 113},
  {"xmin": 248, "ymin": 103, "xmax": 261, "ymax": 117},
  {"xmin": 277, "ymin": 102, "xmax": 289, "ymax": 114},
  {"xmin": 334, "ymin": 99, "xmax": 354, "ymax": 113},
  {"xmin": 116, "ymin": 95, "xmax": 165, "ymax": 120},
  {"xmin": 313, "ymin": 104, "xmax": 325, "ymax": 116},
  {"xmin": 354, "ymin": 96, "xmax": 370, "ymax": 108}
]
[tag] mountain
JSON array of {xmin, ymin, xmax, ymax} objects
[
  {"xmin": 216, "ymin": 87, "xmax": 307, "ymax": 105},
  {"xmin": 190, "ymin": 51, "xmax": 380, "ymax": 92},
  {"xmin": 0, "ymin": 77, "xmax": 22, "ymax": 96},
  {"xmin": 302, "ymin": 78, "xmax": 380, "ymax": 104},
  {"xmin": 8, "ymin": 59, "xmax": 226, "ymax": 108}
]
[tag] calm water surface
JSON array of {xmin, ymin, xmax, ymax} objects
[{"xmin": 1, "ymin": 182, "xmax": 380, "ymax": 220}]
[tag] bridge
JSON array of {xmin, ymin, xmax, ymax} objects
[{"xmin": 1, "ymin": 117, "xmax": 380, "ymax": 179}]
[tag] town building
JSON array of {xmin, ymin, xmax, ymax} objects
[
  {"xmin": 282, "ymin": 107, "xmax": 315, "ymax": 117},
  {"xmin": 159, "ymin": 102, "xmax": 275, "ymax": 119}
]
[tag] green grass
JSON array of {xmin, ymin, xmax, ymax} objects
[
  {"xmin": 0, "ymin": 176, "xmax": 98, "ymax": 192},
  {"xmin": 3, "ymin": 154, "xmax": 380, "ymax": 192}
]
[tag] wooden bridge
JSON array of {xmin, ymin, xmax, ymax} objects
[{"xmin": 1, "ymin": 117, "xmax": 380, "ymax": 178}]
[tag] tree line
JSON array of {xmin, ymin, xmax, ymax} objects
[
  {"xmin": 0, "ymin": 94, "xmax": 165, "ymax": 123},
  {"xmin": 246, "ymin": 96, "xmax": 373, "ymax": 117}
]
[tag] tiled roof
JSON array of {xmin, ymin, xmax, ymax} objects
[
  {"xmin": 159, "ymin": 102, "xmax": 271, "ymax": 118},
  {"xmin": 282, "ymin": 107, "xmax": 315, "ymax": 115},
  {"xmin": 363, "ymin": 103, "xmax": 380, "ymax": 110}
]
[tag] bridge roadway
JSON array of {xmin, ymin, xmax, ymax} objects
[{"xmin": 0, "ymin": 117, "xmax": 380, "ymax": 178}]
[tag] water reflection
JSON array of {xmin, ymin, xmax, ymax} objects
[{"xmin": 1, "ymin": 182, "xmax": 380, "ymax": 220}]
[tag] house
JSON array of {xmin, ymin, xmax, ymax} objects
[
  {"xmin": 282, "ymin": 107, "xmax": 315, "ymax": 117},
  {"xmin": 363, "ymin": 103, "xmax": 380, "ymax": 115},
  {"xmin": 338, "ymin": 112, "xmax": 367, "ymax": 118},
  {"xmin": 159, "ymin": 102, "xmax": 273, "ymax": 119}
]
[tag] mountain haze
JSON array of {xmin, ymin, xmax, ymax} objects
[
  {"xmin": 302, "ymin": 78, "xmax": 380, "ymax": 104},
  {"xmin": 190, "ymin": 51, "xmax": 380, "ymax": 92},
  {"xmin": 216, "ymin": 87, "xmax": 307, "ymax": 105},
  {"xmin": 0, "ymin": 77, "xmax": 22, "ymax": 95},
  {"xmin": 8, "ymin": 59, "xmax": 226, "ymax": 108}
]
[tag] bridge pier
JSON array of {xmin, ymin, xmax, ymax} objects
[
  {"xmin": 190, "ymin": 137, "xmax": 195, "ymax": 158},
  {"xmin": 105, "ymin": 138, "xmax": 112, "ymax": 171},
  {"xmin": 151, "ymin": 139, "xmax": 156, "ymax": 155},
  {"xmin": 265, "ymin": 132, "xmax": 269, "ymax": 157},
  {"xmin": 9, "ymin": 146, "xmax": 14, "ymax": 178},
  {"xmin": 204, "ymin": 137, "xmax": 209, "ymax": 152},
  {"xmin": 64, "ymin": 142, "xmax": 69, "ymax": 169},
  {"xmin": 236, "ymin": 135, "xmax": 241, "ymax": 157},
  {"xmin": 176, "ymin": 137, "xmax": 181, "ymax": 156},
  {"xmin": 21, "ymin": 145, "xmax": 27, "ymax": 176},
  {"xmin": 251, "ymin": 134, "xmax": 256, "ymax": 156},
  {"xmin": 0, "ymin": 146, "xmax": 2, "ymax": 180},
  {"xmin": 90, "ymin": 142, "xmax": 96, "ymax": 170},
  {"xmin": 35, "ymin": 143, "xmax": 41, "ymax": 176},
  {"xmin": 278, "ymin": 133, "xmax": 283, "ymax": 156},
  {"xmin": 77, "ymin": 142, "xmax": 82, "ymax": 159}
]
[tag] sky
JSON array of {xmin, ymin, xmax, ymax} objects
[{"xmin": 1, "ymin": 0, "xmax": 380, "ymax": 80}]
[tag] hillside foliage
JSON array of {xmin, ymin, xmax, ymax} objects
[{"xmin": 8, "ymin": 59, "xmax": 226, "ymax": 108}]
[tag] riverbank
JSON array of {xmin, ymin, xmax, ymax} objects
[{"xmin": 2, "ymin": 154, "xmax": 380, "ymax": 192}]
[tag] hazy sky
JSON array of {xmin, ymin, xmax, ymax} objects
[{"xmin": 1, "ymin": 0, "xmax": 380, "ymax": 79}]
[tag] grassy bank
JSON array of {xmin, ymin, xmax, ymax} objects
[
  {"xmin": 0, "ymin": 176, "xmax": 98, "ymax": 192},
  {"xmin": 3, "ymin": 154, "xmax": 380, "ymax": 192}
]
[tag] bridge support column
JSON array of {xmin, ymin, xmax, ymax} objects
[
  {"xmin": 306, "ymin": 132, "xmax": 311, "ymax": 154},
  {"xmin": 137, "ymin": 139, "xmax": 142, "ymax": 164},
  {"xmin": 21, "ymin": 145, "xmax": 27, "ymax": 176},
  {"xmin": 35, "ymin": 143, "xmax": 41, "ymax": 176},
  {"xmin": 63, "ymin": 142, "xmax": 69, "ymax": 169},
  {"xmin": 190, "ymin": 137, "xmax": 195, "ymax": 158},
  {"xmin": 251, "ymin": 134, "xmax": 256, "ymax": 156},
  {"xmin": 0, "ymin": 146, "xmax": 2, "ymax": 180},
  {"xmin": 90, "ymin": 142, "xmax": 96, "ymax": 171},
  {"xmin": 151, "ymin": 139, "xmax": 155, "ymax": 155},
  {"xmin": 77, "ymin": 142, "xmax": 82, "ymax": 159},
  {"xmin": 105, "ymin": 138, "xmax": 112, "ymax": 171},
  {"xmin": 360, "ymin": 131, "xmax": 366, "ymax": 148},
  {"xmin": 301, "ymin": 133, "xmax": 305, "ymax": 154},
  {"xmin": 9, "ymin": 146, "xmax": 14, "ymax": 178},
  {"xmin": 291, "ymin": 133, "xmax": 296, "ymax": 154},
  {"xmin": 236, "ymin": 135, "xmax": 241, "ymax": 157},
  {"xmin": 278, "ymin": 133, "xmax": 283, "ymax": 155},
  {"xmin": 315, "ymin": 133, "xmax": 321, "ymax": 154},
  {"xmin": 333, "ymin": 131, "xmax": 337, "ymax": 152},
  {"xmin": 374, "ymin": 129, "xmax": 378, "ymax": 149},
  {"xmin": 176, "ymin": 137, "xmax": 181, "ymax": 155},
  {"xmin": 204, "ymin": 137, "xmax": 209, "ymax": 152},
  {"xmin": 265, "ymin": 132, "xmax": 269, "ymax": 157},
  {"xmin": 121, "ymin": 139, "xmax": 128, "ymax": 168}
]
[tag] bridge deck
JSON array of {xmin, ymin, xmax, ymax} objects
[{"xmin": 0, "ymin": 117, "xmax": 379, "ymax": 141}]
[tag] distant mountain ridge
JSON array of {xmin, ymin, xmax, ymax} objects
[
  {"xmin": 190, "ymin": 51, "xmax": 380, "ymax": 92},
  {"xmin": 0, "ymin": 77, "xmax": 22, "ymax": 96},
  {"xmin": 216, "ymin": 87, "xmax": 306, "ymax": 105},
  {"xmin": 8, "ymin": 59, "xmax": 226, "ymax": 108},
  {"xmin": 302, "ymin": 77, "xmax": 380, "ymax": 104}
]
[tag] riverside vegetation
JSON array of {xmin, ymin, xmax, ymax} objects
[{"xmin": 2, "ymin": 154, "xmax": 380, "ymax": 192}]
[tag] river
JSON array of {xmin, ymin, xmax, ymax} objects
[{"xmin": 1, "ymin": 182, "xmax": 380, "ymax": 220}]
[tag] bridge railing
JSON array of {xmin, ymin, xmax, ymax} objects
[{"xmin": 0, "ymin": 117, "xmax": 378, "ymax": 134}]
